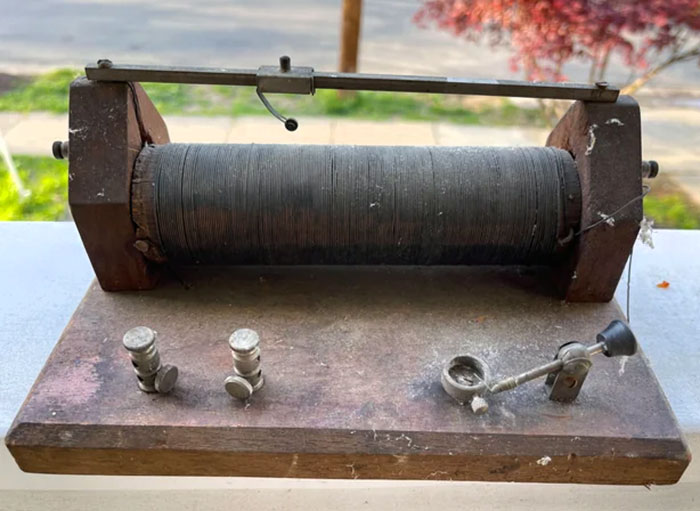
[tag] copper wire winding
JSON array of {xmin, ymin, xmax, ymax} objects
[{"xmin": 134, "ymin": 143, "xmax": 581, "ymax": 265}]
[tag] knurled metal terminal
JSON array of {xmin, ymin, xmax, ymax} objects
[
  {"xmin": 122, "ymin": 326, "xmax": 178, "ymax": 394},
  {"xmin": 225, "ymin": 328, "xmax": 264, "ymax": 399}
]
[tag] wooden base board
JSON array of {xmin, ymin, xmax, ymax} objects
[{"xmin": 7, "ymin": 266, "xmax": 690, "ymax": 484}]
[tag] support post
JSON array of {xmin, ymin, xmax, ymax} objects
[{"xmin": 339, "ymin": 0, "xmax": 363, "ymax": 73}]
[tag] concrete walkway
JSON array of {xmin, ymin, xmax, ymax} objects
[{"xmin": 1, "ymin": 111, "xmax": 699, "ymax": 203}]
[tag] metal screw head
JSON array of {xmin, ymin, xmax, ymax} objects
[
  {"xmin": 229, "ymin": 328, "xmax": 260, "ymax": 353},
  {"xmin": 470, "ymin": 395, "xmax": 489, "ymax": 415},
  {"xmin": 225, "ymin": 375, "xmax": 254, "ymax": 400},
  {"xmin": 97, "ymin": 59, "xmax": 113, "ymax": 69},
  {"xmin": 595, "ymin": 81, "xmax": 609, "ymax": 89},
  {"xmin": 155, "ymin": 364, "xmax": 178, "ymax": 394},
  {"xmin": 123, "ymin": 326, "xmax": 156, "ymax": 352}
]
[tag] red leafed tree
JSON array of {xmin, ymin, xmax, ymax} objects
[{"xmin": 415, "ymin": 0, "xmax": 700, "ymax": 94}]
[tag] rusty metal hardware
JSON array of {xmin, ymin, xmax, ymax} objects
[
  {"xmin": 225, "ymin": 328, "xmax": 265, "ymax": 400},
  {"xmin": 122, "ymin": 326, "xmax": 178, "ymax": 394},
  {"xmin": 85, "ymin": 57, "xmax": 619, "ymax": 102},
  {"xmin": 442, "ymin": 320, "xmax": 637, "ymax": 413}
]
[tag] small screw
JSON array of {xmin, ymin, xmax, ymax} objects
[
  {"xmin": 470, "ymin": 395, "xmax": 489, "ymax": 415},
  {"xmin": 97, "ymin": 59, "xmax": 113, "ymax": 69},
  {"xmin": 225, "ymin": 328, "xmax": 264, "ymax": 399},
  {"xmin": 595, "ymin": 81, "xmax": 609, "ymax": 89},
  {"xmin": 123, "ymin": 326, "xmax": 178, "ymax": 394},
  {"xmin": 279, "ymin": 55, "xmax": 291, "ymax": 72}
]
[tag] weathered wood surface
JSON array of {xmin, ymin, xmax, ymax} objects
[
  {"xmin": 547, "ymin": 96, "xmax": 643, "ymax": 302},
  {"xmin": 7, "ymin": 266, "xmax": 689, "ymax": 483}
]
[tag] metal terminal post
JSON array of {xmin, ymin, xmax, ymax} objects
[
  {"xmin": 122, "ymin": 326, "xmax": 178, "ymax": 394},
  {"xmin": 225, "ymin": 328, "xmax": 264, "ymax": 400},
  {"xmin": 52, "ymin": 140, "xmax": 69, "ymax": 160},
  {"xmin": 641, "ymin": 160, "xmax": 659, "ymax": 179}
]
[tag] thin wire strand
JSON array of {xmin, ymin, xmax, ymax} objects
[
  {"xmin": 572, "ymin": 184, "xmax": 650, "ymax": 324},
  {"xmin": 626, "ymin": 248, "xmax": 633, "ymax": 323},
  {"xmin": 575, "ymin": 185, "xmax": 650, "ymax": 237}
]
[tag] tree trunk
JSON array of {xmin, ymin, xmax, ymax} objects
[{"xmin": 339, "ymin": 0, "xmax": 363, "ymax": 73}]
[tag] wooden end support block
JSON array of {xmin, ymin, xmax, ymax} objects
[
  {"xmin": 547, "ymin": 96, "xmax": 643, "ymax": 302},
  {"xmin": 68, "ymin": 78, "xmax": 169, "ymax": 291}
]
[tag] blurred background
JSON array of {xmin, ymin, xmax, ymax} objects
[{"xmin": 1, "ymin": 0, "xmax": 699, "ymax": 228}]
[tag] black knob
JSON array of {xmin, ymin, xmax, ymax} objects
[
  {"xmin": 279, "ymin": 55, "xmax": 291, "ymax": 72},
  {"xmin": 596, "ymin": 320, "xmax": 637, "ymax": 357},
  {"xmin": 52, "ymin": 140, "xmax": 68, "ymax": 160},
  {"xmin": 284, "ymin": 118, "xmax": 298, "ymax": 131}
]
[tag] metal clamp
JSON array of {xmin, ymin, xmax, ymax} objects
[
  {"xmin": 441, "ymin": 320, "xmax": 637, "ymax": 413},
  {"xmin": 256, "ymin": 55, "xmax": 315, "ymax": 95}
]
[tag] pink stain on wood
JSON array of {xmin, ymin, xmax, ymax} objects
[{"xmin": 37, "ymin": 356, "xmax": 102, "ymax": 407}]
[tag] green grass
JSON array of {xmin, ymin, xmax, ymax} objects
[
  {"xmin": 0, "ymin": 68, "xmax": 544, "ymax": 126},
  {"xmin": 0, "ymin": 156, "xmax": 68, "ymax": 220},
  {"xmin": 644, "ymin": 193, "xmax": 700, "ymax": 229},
  {"xmin": 0, "ymin": 69, "xmax": 81, "ymax": 113},
  {"xmin": 2, "ymin": 156, "xmax": 699, "ymax": 229}
]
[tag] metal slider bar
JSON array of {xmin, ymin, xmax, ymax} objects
[{"xmin": 85, "ymin": 63, "xmax": 620, "ymax": 102}]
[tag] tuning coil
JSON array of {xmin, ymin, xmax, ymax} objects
[{"xmin": 132, "ymin": 143, "xmax": 580, "ymax": 266}]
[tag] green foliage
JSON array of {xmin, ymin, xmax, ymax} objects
[
  {"xmin": 0, "ymin": 69, "xmax": 81, "ymax": 113},
  {"xmin": 0, "ymin": 69, "xmax": 544, "ymax": 126},
  {"xmin": 0, "ymin": 156, "xmax": 68, "ymax": 220},
  {"xmin": 644, "ymin": 194, "xmax": 700, "ymax": 229}
]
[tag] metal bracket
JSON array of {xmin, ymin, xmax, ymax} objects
[
  {"xmin": 256, "ymin": 56, "xmax": 314, "ymax": 95},
  {"xmin": 544, "ymin": 342, "xmax": 592, "ymax": 402}
]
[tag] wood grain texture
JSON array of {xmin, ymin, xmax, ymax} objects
[
  {"xmin": 68, "ymin": 78, "xmax": 169, "ymax": 291},
  {"xmin": 547, "ymin": 96, "xmax": 643, "ymax": 302},
  {"xmin": 6, "ymin": 266, "xmax": 689, "ymax": 483}
]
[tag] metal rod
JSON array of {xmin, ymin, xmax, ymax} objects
[
  {"xmin": 489, "ymin": 341, "xmax": 607, "ymax": 394},
  {"xmin": 587, "ymin": 342, "xmax": 606, "ymax": 357},
  {"xmin": 489, "ymin": 359, "xmax": 564, "ymax": 394},
  {"xmin": 85, "ymin": 63, "xmax": 619, "ymax": 102},
  {"xmin": 87, "ymin": 64, "xmax": 258, "ymax": 87}
]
